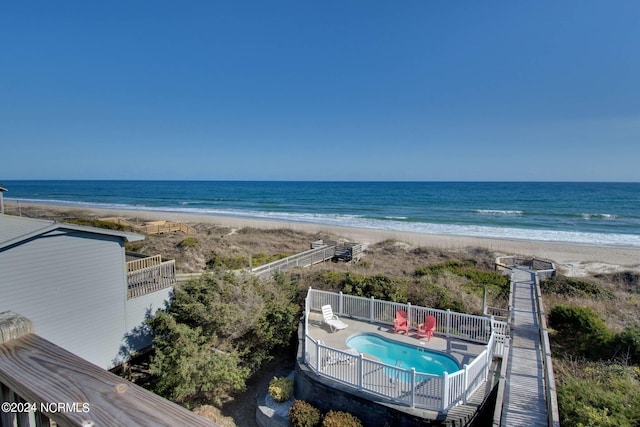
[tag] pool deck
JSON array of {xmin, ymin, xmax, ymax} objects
[
  {"xmin": 303, "ymin": 312, "xmax": 500, "ymax": 424},
  {"xmin": 306, "ymin": 311, "xmax": 486, "ymax": 368}
]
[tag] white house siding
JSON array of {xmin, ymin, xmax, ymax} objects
[
  {"xmin": 0, "ymin": 229, "xmax": 128, "ymax": 369},
  {"xmin": 121, "ymin": 287, "xmax": 173, "ymax": 363}
]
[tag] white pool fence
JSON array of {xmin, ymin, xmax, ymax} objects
[{"xmin": 303, "ymin": 288, "xmax": 508, "ymax": 412}]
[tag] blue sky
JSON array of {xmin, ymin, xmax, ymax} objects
[{"xmin": 2, "ymin": 1, "xmax": 639, "ymax": 181}]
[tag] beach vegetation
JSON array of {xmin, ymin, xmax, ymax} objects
[
  {"xmin": 303, "ymin": 257, "xmax": 507, "ymax": 313},
  {"xmin": 594, "ymin": 271, "xmax": 640, "ymax": 294},
  {"xmin": 64, "ymin": 217, "xmax": 134, "ymax": 231},
  {"xmin": 321, "ymin": 410, "xmax": 363, "ymax": 427},
  {"xmin": 146, "ymin": 270, "xmax": 299, "ymax": 406},
  {"xmin": 409, "ymin": 280, "xmax": 465, "ymax": 312},
  {"xmin": 177, "ymin": 237, "xmax": 198, "ymax": 249},
  {"xmin": 548, "ymin": 305, "xmax": 612, "ymax": 357},
  {"xmin": 555, "ymin": 359, "xmax": 640, "ymax": 427},
  {"xmin": 146, "ymin": 311, "xmax": 249, "ymax": 406},
  {"xmin": 541, "ymin": 276, "xmax": 614, "ymax": 300},
  {"xmin": 250, "ymin": 252, "xmax": 290, "ymax": 267},
  {"xmin": 206, "ymin": 253, "xmax": 248, "ymax": 270},
  {"xmin": 341, "ymin": 273, "xmax": 408, "ymax": 302},
  {"xmin": 415, "ymin": 260, "xmax": 510, "ymax": 297},
  {"xmin": 288, "ymin": 400, "xmax": 322, "ymax": 427},
  {"xmin": 550, "ymin": 304, "xmax": 640, "ymax": 425},
  {"xmin": 612, "ymin": 326, "xmax": 640, "ymax": 365},
  {"xmin": 268, "ymin": 376, "xmax": 294, "ymax": 402}
]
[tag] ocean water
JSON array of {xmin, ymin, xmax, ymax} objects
[{"xmin": 3, "ymin": 181, "xmax": 640, "ymax": 248}]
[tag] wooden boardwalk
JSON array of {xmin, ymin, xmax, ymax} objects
[{"xmin": 501, "ymin": 268, "xmax": 548, "ymax": 426}]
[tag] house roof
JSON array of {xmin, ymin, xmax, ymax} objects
[{"xmin": 0, "ymin": 214, "xmax": 145, "ymax": 250}]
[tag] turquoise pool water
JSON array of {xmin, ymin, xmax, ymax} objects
[{"xmin": 346, "ymin": 333, "xmax": 460, "ymax": 376}]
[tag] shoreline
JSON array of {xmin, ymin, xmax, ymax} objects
[{"xmin": 6, "ymin": 201, "xmax": 640, "ymax": 276}]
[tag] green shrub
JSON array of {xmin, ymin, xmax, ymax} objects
[
  {"xmin": 250, "ymin": 253, "xmax": 289, "ymax": 267},
  {"xmin": 341, "ymin": 273, "xmax": 408, "ymax": 302},
  {"xmin": 178, "ymin": 237, "xmax": 198, "ymax": 249},
  {"xmin": 548, "ymin": 305, "xmax": 613, "ymax": 358},
  {"xmin": 65, "ymin": 218, "xmax": 133, "ymax": 231},
  {"xmin": 541, "ymin": 276, "xmax": 614, "ymax": 299},
  {"xmin": 268, "ymin": 377, "xmax": 293, "ymax": 402},
  {"xmin": 318, "ymin": 271, "xmax": 343, "ymax": 289},
  {"xmin": 557, "ymin": 362, "xmax": 640, "ymax": 426},
  {"xmin": 415, "ymin": 260, "xmax": 510, "ymax": 299},
  {"xmin": 321, "ymin": 410, "xmax": 363, "ymax": 427},
  {"xmin": 288, "ymin": 400, "xmax": 322, "ymax": 427},
  {"xmin": 206, "ymin": 254, "xmax": 248, "ymax": 270},
  {"xmin": 146, "ymin": 271, "xmax": 300, "ymax": 406},
  {"xmin": 146, "ymin": 311, "xmax": 250, "ymax": 405},
  {"xmin": 612, "ymin": 325, "xmax": 640, "ymax": 364},
  {"xmin": 410, "ymin": 281, "xmax": 465, "ymax": 312}
]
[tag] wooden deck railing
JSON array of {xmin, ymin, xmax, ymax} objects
[
  {"xmin": 250, "ymin": 245, "xmax": 337, "ymax": 277},
  {"xmin": 534, "ymin": 274, "xmax": 561, "ymax": 427},
  {"xmin": 126, "ymin": 254, "xmax": 163, "ymax": 273},
  {"xmin": 127, "ymin": 260, "xmax": 177, "ymax": 299},
  {"xmin": 495, "ymin": 256, "xmax": 556, "ymax": 277},
  {"xmin": 0, "ymin": 312, "xmax": 219, "ymax": 427},
  {"xmin": 137, "ymin": 221, "xmax": 197, "ymax": 235},
  {"xmin": 99, "ymin": 217, "xmax": 197, "ymax": 235},
  {"xmin": 251, "ymin": 241, "xmax": 363, "ymax": 277}
]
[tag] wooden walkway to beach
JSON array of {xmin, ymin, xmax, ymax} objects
[{"xmin": 500, "ymin": 268, "xmax": 549, "ymax": 426}]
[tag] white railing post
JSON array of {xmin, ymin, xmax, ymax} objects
[
  {"xmin": 463, "ymin": 364, "xmax": 469, "ymax": 403},
  {"xmin": 358, "ymin": 354, "xmax": 364, "ymax": 390},
  {"xmin": 446, "ymin": 309, "xmax": 451, "ymax": 337},
  {"xmin": 303, "ymin": 297, "xmax": 308, "ymax": 363},
  {"xmin": 370, "ymin": 296, "xmax": 375, "ymax": 322},
  {"xmin": 407, "ymin": 302, "xmax": 412, "ymax": 330},
  {"xmin": 486, "ymin": 339, "xmax": 492, "ymax": 379},
  {"xmin": 410, "ymin": 368, "xmax": 416, "ymax": 408},
  {"xmin": 339, "ymin": 292, "xmax": 344, "ymax": 316},
  {"xmin": 442, "ymin": 371, "xmax": 449, "ymax": 410}
]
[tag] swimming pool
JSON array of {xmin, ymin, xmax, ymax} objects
[{"xmin": 346, "ymin": 333, "xmax": 460, "ymax": 376}]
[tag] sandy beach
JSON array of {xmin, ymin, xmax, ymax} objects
[{"xmin": 7, "ymin": 201, "xmax": 640, "ymax": 277}]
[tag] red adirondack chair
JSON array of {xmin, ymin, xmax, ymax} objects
[
  {"xmin": 417, "ymin": 315, "xmax": 436, "ymax": 341},
  {"xmin": 393, "ymin": 310, "xmax": 410, "ymax": 335}
]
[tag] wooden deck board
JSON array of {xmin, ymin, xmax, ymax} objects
[
  {"xmin": 0, "ymin": 334, "xmax": 218, "ymax": 426},
  {"xmin": 501, "ymin": 268, "xmax": 548, "ymax": 426}
]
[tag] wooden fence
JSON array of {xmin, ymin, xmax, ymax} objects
[
  {"xmin": 99, "ymin": 217, "xmax": 196, "ymax": 235},
  {"xmin": 137, "ymin": 221, "xmax": 196, "ymax": 235}
]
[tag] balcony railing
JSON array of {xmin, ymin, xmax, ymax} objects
[
  {"xmin": 0, "ymin": 312, "xmax": 219, "ymax": 427},
  {"xmin": 126, "ymin": 255, "xmax": 176, "ymax": 299}
]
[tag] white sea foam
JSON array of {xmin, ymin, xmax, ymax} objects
[
  {"xmin": 475, "ymin": 209, "xmax": 524, "ymax": 215},
  {"xmin": 581, "ymin": 213, "xmax": 618, "ymax": 220},
  {"xmin": 9, "ymin": 198, "xmax": 640, "ymax": 248}
]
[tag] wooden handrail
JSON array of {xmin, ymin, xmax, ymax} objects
[
  {"xmin": 127, "ymin": 260, "xmax": 177, "ymax": 299},
  {"xmin": 0, "ymin": 312, "xmax": 218, "ymax": 427},
  {"xmin": 126, "ymin": 254, "xmax": 163, "ymax": 272},
  {"xmin": 533, "ymin": 274, "xmax": 561, "ymax": 427}
]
